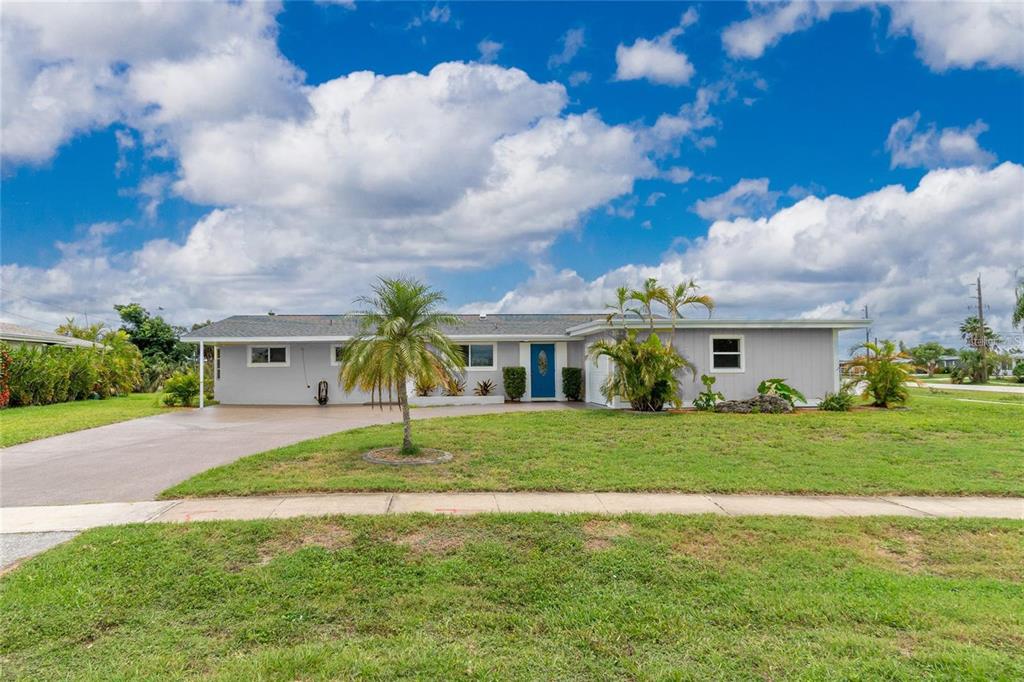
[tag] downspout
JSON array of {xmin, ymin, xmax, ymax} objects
[{"xmin": 199, "ymin": 340, "xmax": 205, "ymax": 409}]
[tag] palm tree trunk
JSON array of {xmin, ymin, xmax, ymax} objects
[{"xmin": 398, "ymin": 378, "xmax": 413, "ymax": 452}]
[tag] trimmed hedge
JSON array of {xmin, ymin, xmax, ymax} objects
[
  {"xmin": 502, "ymin": 366, "xmax": 526, "ymax": 401},
  {"xmin": 562, "ymin": 367, "xmax": 583, "ymax": 401}
]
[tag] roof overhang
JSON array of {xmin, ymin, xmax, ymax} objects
[
  {"xmin": 181, "ymin": 333, "xmax": 573, "ymax": 344},
  {"xmin": 565, "ymin": 318, "xmax": 872, "ymax": 336}
]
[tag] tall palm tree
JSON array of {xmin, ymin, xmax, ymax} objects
[
  {"xmin": 604, "ymin": 286, "xmax": 632, "ymax": 326},
  {"xmin": 660, "ymin": 279, "xmax": 715, "ymax": 348},
  {"xmin": 628, "ymin": 277, "xmax": 669, "ymax": 329},
  {"xmin": 339, "ymin": 278, "xmax": 465, "ymax": 453}
]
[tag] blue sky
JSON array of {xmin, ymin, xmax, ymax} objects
[{"xmin": 1, "ymin": 1, "xmax": 1022, "ymax": 347}]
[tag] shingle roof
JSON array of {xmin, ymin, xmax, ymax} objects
[
  {"xmin": 182, "ymin": 314, "xmax": 606, "ymax": 340},
  {"xmin": 0, "ymin": 322, "xmax": 103, "ymax": 348}
]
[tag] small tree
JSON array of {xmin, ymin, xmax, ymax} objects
[
  {"xmin": 909, "ymin": 341, "xmax": 950, "ymax": 376},
  {"xmin": 502, "ymin": 366, "xmax": 526, "ymax": 401},
  {"xmin": 339, "ymin": 278, "xmax": 465, "ymax": 454},
  {"xmin": 844, "ymin": 340, "xmax": 919, "ymax": 408}
]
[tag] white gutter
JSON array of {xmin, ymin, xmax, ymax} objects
[
  {"xmin": 565, "ymin": 318, "xmax": 873, "ymax": 336},
  {"xmin": 180, "ymin": 333, "xmax": 573, "ymax": 344}
]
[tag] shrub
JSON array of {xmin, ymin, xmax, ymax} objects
[
  {"xmin": 588, "ymin": 331, "xmax": 694, "ymax": 411},
  {"xmin": 0, "ymin": 344, "xmax": 10, "ymax": 408},
  {"xmin": 473, "ymin": 379, "xmax": 496, "ymax": 396},
  {"xmin": 442, "ymin": 376, "xmax": 465, "ymax": 396},
  {"xmin": 414, "ymin": 376, "xmax": 437, "ymax": 397},
  {"xmin": 843, "ymin": 340, "xmax": 918, "ymax": 407},
  {"xmin": 162, "ymin": 370, "xmax": 200, "ymax": 406},
  {"xmin": 503, "ymin": 366, "xmax": 526, "ymax": 401},
  {"xmin": 693, "ymin": 374, "xmax": 724, "ymax": 411},
  {"xmin": 1014, "ymin": 361, "xmax": 1024, "ymax": 383},
  {"xmin": 819, "ymin": 388, "xmax": 855, "ymax": 412},
  {"xmin": 561, "ymin": 367, "xmax": 583, "ymax": 401},
  {"xmin": 757, "ymin": 378, "xmax": 806, "ymax": 407}
]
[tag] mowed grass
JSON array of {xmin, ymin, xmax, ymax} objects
[
  {"xmin": 164, "ymin": 389, "xmax": 1024, "ymax": 498},
  {"xmin": 0, "ymin": 393, "xmax": 169, "ymax": 448},
  {"xmin": 1, "ymin": 515, "xmax": 1021, "ymax": 680}
]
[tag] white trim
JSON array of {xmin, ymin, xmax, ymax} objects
[
  {"xmin": 832, "ymin": 329, "xmax": 840, "ymax": 393},
  {"xmin": 329, "ymin": 343, "xmax": 345, "ymax": 367},
  {"xmin": 519, "ymin": 343, "xmax": 531, "ymax": 401},
  {"xmin": 198, "ymin": 341, "xmax": 204, "ymax": 409},
  {"xmin": 709, "ymin": 334, "xmax": 745, "ymax": 374},
  {"xmin": 566, "ymin": 318, "xmax": 872, "ymax": 336},
  {"xmin": 246, "ymin": 344, "xmax": 291, "ymax": 367},
  {"xmin": 555, "ymin": 341, "xmax": 567, "ymax": 401},
  {"xmin": 214, "ymin": 346, "xmax": 221, "ymax": 381},
  {"xmin": 183, "ymin": 333, "xmax": 571, "ymax": 344},
  {"xmin": 459, "ymin": 342, "xmax": 497, "ymax": 371}
]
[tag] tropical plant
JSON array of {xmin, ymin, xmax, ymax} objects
[
  {"xmin": 959, "ymin": 315, "xmax": 1002, "ymax": 351},
  {"xmin": 414, "ymin": 376, "xmax": 437, "ymax": 397},
  {"xmin": 56, "ymin": 317, "xmax": 106, "ymax": 341},
  {"xmin": 473, "ymin": 379, "xmax": 496, "ymax": 396},
  {"xmin": 339, "ymin": 278, "xmax": 465, "ymax": 453},
  {"xmin": 502, "ymin": 366, "xmax": 526, "ymax": 401},
  {"xmin": 693, "ymin": 374, "xmax": 724, "ymax": 411},
  {"xmin": 1013, "ymin": 360, "xmax": 1024, "ymax": 383},
  {"xmin": 443, "ymin": 376, "xmax": 466, "ymax": 396},
  {"xmin": 818, "ymin": 388, "xmax": 855, "ymax": 412},
  {"xmin": 843, "ymin": 340, "xmax": 919, "ymax": 407},
  {"xmin": 588, "ymin": 330, "xmax": 694, "ymax": 411},
  {"xmin": 628, "ymin": 278, "xmax": 669, "ymax": 329},
  {"xmin": 604, "ymin": 286, "xmax": 635, "ymax": 327},
  {"xmin": 561, "ymin": 367, "xmax": 583, "ymax": 401},
  {"xmin": 955, "ymin": 349, "xmax": 999, "ymax": 384},
  {"xmin": 1014, "ymin": 276, "xmax": 1024, "ymax": 330},
  {"xmin": 757, "ymin": 378, "xmax": 807, "ymax": 407},
  {"xmin": 162, "ymin": 370, "xmax": 200, "ymax": 406},
  {"xmin": 661, "ymin": 279, "xmax": 714, "ymax": 347}
]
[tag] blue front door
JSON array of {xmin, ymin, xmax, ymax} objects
[{"xmin": 530, "ymin": 343, "xmax": 556, "ymax": 398}]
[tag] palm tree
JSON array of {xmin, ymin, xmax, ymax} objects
[
  {"xmin": 843, "ymin": 340, "xmax": 920, "ymax": 407},
  {"xmin": 628, "ymin": 277, "xmax": 669, "ymax": 329},
  {"xmin": 660, "ymin": 279, "xmax": 714, "ymax": 348},
  {"xmin": 1013, "ymin": 276, "xmax": 1024, "ymax": 330},
  {"xmin": 959, "ymin": 316, "xmax": 1001, "ymax": 351},
  {"xmin": 339, "ymin": 278, "xmax": 465, "ymax": 454},
  {"xmin": 604, "ymin": 286, "xmax": 632, "ymax": 326},
  {"xmin": 587, "ymin": 330, "xmax": 694, "ymax": 411}
]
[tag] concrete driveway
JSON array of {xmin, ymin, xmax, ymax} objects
[{"xmin": 0, "ymin": 402, "xmax": 573, "ymax": 507}]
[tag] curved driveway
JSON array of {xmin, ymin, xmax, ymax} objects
[{"xmin": 1, "ymin": 403, "xmax": 574, "ymax": 507}]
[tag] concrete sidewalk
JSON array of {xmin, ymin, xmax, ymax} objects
[
  {"xmin": 2, "ymin": 493, "xmax": 1021, "ymax": 533},
  {"xmin": 910, "ymin": 382, "xmax": 1024, "ymax": 395}
]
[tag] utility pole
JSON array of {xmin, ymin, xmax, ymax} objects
[
  {"xmin": 974, "ymin": 274, "xmax": 988, "ymax": 383},
  {"xmin": 864, "ymin": 304, "xmax": 870, "ymax": 356}
]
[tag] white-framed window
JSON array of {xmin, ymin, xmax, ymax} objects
[
  {"xmin": 247, "ymin": 345, "xmax": 290, "ymax": 367},
  {"xmin": 710, "ymin": 335, "xmax": 744, "ymax": 373},
  {"xmin": 330, "ymin": 343, "xmax": 346, "ymax": 367},
  {"xmin": 214, "ymin": 346, "xmax": 221, "ymax": 380},
  {"xmin": 458, "ymin": 343, "xmax": 496, "ymax": 370}
]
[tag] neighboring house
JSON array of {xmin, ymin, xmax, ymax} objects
[
  {"xmin": 183, "ymin": 314, "xmax": 867, "ymax": 407},
  {"xmin": 0, "ymin": 322, "xmax": 102, "ymax": 349}
]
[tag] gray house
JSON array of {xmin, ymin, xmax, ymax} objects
[{"xmin": 183, "ymin": 314, "xmax": 867, "ymax": 407}]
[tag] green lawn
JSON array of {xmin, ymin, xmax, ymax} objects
[
  {"xmin": 165, "ymin": 389, "xmax": 1024, "ymax": 498},
  {"xmin": 2, "ymin": 515, "xmax": 1021, "ymax": 680},
  {"xmin": 0, "ymin": 394, "xmax": 169, "ymax": 447}
]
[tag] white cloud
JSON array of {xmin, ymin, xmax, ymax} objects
[
  {"xmin": 663, "ymin": 166, "xmax": 694, "ymax": 184},
  {"xmin": 1, "ymin": 2, "xmax": 299, "ymax": 164},
  {"xmin": 408, "ymin": 4, "xmax": 452, "ymax": 28},
  {"xmin": 645, "ymin": 192, "xmax": 666, "ymax": 207},
  {"xmin": 468, "ymin": 163, "xmax": 1024, "ymax": 346},
  {"xmin": 477, "ymin": 39, "xmax": 503, "ymax": 63},
  {"xmin": 568, "ymin": 70, "xmax": 591, "ymax": 87},
  {"xmin": 548, "ymin": 28, "xmax": 585, "ymax": 69},
  {"xmin": 885, "ymin": 112, "xmax": 996, "ymax": 169},
  {"xmin": 615, "ymin": 9, "xmax": 698, "ymax": 86},
  {"xmin": 723, "ymin": 1, "xmax": 1024, "ymax": 73},
  {"xmin": 693, "ymin": 178, "xmax": 779, "ymax": 220},
  {"xmin": 2, "ymin": 62, "xmax": 655, "ymax": 326},
  {"xmin": 647, "ymin": 84, "xmax": 721, "ymax": 151}
]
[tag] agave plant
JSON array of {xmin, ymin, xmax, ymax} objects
[
  {"xmin": 473, "ymin": 379, "xmax": 496, "ymax": 396},
  {"xmin": 587, "ymin": 330, "xmax": 694, "ymax": 411}
]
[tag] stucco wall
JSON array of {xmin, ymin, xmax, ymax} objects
[
  {"xmin": 215, "ymin": 342, "xmax": 374, "ymax": 406},
  {"xmin": 583, "ymin": 328, "xmax": 838, "ymax": 406},
  {"xmin": 215, "ymin": 339, "xmax": 588, "ymax": 405}
]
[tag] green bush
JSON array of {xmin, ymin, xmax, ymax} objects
[
  {"xmin": 588, "ymin": 331, "xmax": 694, "ymax": 411},
  {"xmin": 561, "ymin": 367, "xmax": 583, "ymax": 401},
  {"xmin": 1014, "ymin": 361, "xmax": 1024, "ymax": 383},
  {"xmin": 844, "ymin": 340, "xmax": 916, "ymax": 407},
  {"xmin": 503, "ymin": 366, "xmax": 526, "ymax": 401},
  {"xmin": 162, "ymin": 370, "xmax": 200, "ymax": 406},
  {"xmin": 757, "ymin": 378, "xmax": 807, "ymax": 407},
  {"xmin": 693, "ymin": 374, "xmax": 724, "ymax": 411},
  {"xmin": 819, "ymin": 389, "xmax": 855, "ymax": 412}
]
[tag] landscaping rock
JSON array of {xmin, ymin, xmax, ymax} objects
[{"xmin": 714, "ymin": 395, "xmax": 793, "ymax": 414}]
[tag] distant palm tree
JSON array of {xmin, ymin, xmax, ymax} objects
[
  {"xmin": 1014, "ymin": 277, "xmax": 1024, "ymax": 330},
  {"xmin": 339, "ymin": 278, "xmax": 465, "ymax": 454},
  {"xmin": 660, "ymin": 279, "xmax": 715, "ymax": 348}
]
